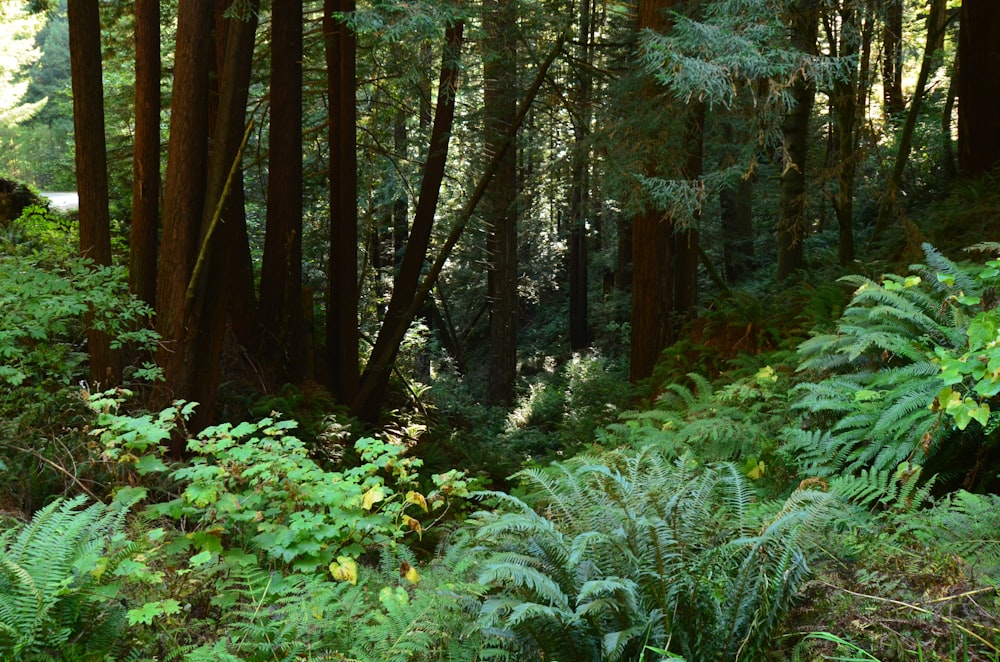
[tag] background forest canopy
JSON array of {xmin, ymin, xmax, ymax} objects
[{"xmin": 2, "ymin": 0, "xmax": 1000, "ymax": 660}]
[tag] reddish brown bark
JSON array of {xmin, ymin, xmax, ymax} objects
[
  {"xmin": 260, "ymin": 0, "xmax": 304, "ymax": 383},
  {"xmin": 129, "ymin": 0, "xmax": 159, "ymax": 307},
  {"xmin": 958, "ymin": 0, "xmax": 1000, "ymax": 177},
  {"xmin": 68, "ymin": 0, "xmax": 116, "ymax": 385},
  {"xmin": 325, "ymin": 0, "xmax": 360, "ymax": 404}
]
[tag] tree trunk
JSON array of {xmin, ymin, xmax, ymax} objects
[
  {"xmin": 777, "ymin": 0, "xmax": 818, "ymax": 282},
  {"xmin": 871, "ymin": 0, "xmax": 947, "ymax": 245},
  {"xmin": 484, "ymin": 0, "xmax": 519, "ymax": 404},
  {"xmin": 352, "ymin": 22, "xmax": 465, "ymax": 421},
  {"xmin": 155, "ymin": 0, "xmax": 212, "ymax": 421},
  {"xmin": 882, "ymin": 0, "xmax": 905, "ymax": 117},
  {"xmin": 830, "ymin": 0, "xmax": 861, "ymax": 266},
  {"xmin": 325, "ymin": 0, "xmax": 360, "ymax": 404},
  {"xmin": 68, "ymin": 0, "xmax": 116, "ymax": 386},
  {"xmin": 568, "ymin": 0, "xmax": 593, "ymax": 352},
  {"xmin": 129, "ymin": 0, "xmax": 159, "ymax": 308},
  {"xmin": 719, "ymin": 117, "xmax": 753, "ymax": 283},
  {"xmin": 629, "ymin": 0, "xmax": 675, "ymax": 384},
  {"xmin": 183, "ymin": 1, "xmax": 259, "ymax": 432},
  {"xmin": 260, "ymin": 0, "xmax": 304, "ymax": 383},
  {"xmin": 958, "ymin": 0, "xmax": 1000, "ymax": 177}
]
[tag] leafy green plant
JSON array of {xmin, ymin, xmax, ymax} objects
[
  {"xmin": 0, "ymin": 493, "xmax": 142, "ymax": 660},
  {"xmin": 790, "ymin": 244, "xmax": 1000, "ymax": 487},
  {"xmin": 467, "ymin": 446, "xmax": 836, "ymax": 661}
]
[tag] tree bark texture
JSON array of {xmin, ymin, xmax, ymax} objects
[
  {"xmin": 185, "ymin": 1, "xmax": 260, "ymax": 432},
  {"xmin": 68, "ymin": 0, "xmax": 116, "ymax": 385},
  {"xmin": 129, "ymin": 0, "xmax": 159, "ymax": 308},
  {"xmin": 958, "ymin": 0, "xmax": 1000, "ymax": 177},
  {"xmin": 155, "ymin": 0, "xmax": 212, "ymax": 418},
  {"xmin": 325, "ymin": 0, "xmax": 360, "ymax": 404},
  {"xmin": 830, "ymin": 0, "xmax": 861, "ymax": 266},
  {"xmin": 776, "ymin": 0, "xmax": 818, "ymax": 282},
  {"xmin": 260, "ymin": 0, "xmax": 304, "ymax": 383},
  {"xmin": 484, "ymin": 0, "xmax": 520, "ymax": 404}
]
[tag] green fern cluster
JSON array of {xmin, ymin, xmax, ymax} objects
[
  {"xmin": 0, "ymin": 494, "xmax": 139, "ymax": 660},
  {"xmin": 468, "ymin": 446, "xmax": 836, "ymax": 661},
  {"xmin": 176, "ymin": 544, "xmax": 508, "ymax": 662},
  {"xmin": 790, "ymin": 244, "xmax": 993, "ymax": 481}
]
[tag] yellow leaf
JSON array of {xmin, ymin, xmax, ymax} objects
[
  {"xmin": 362, "ymin": 485, "xmax": 385, "ymax": 511},
  {"xmin": 403, "ymin": 514, "xmax": 423, "ymax": 539},
  {"xmin": 329, "ymin": 556, "xmax": 357, "ymax": 585},
  {"xmin": 748, "ymin": 461, "xmax": 766, "ymax": 480},
  {"xmin": 405, "ymin": 490, "xmax": 428, "ymax": 512},
  {"xmin": 404, "ymin": 564, "xmax": 421, "ymax": 585}
]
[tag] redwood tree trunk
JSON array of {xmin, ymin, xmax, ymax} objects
[
  {"xmin": 958, "ymin": 0, "xmax": 1000, "ymax": 177},
  {"xmin": 260, "ymin": 0, "xmax": 304, "ymax": 383},
  {"xmin": 325, "ymin": 0, "xmax": 360, "ymax": 404},
  {"xmin": 484, "ymin": 0, "xmax": 520, "ymax": 404},
  {"xmin": 568, "ymin": 0, "xmax": 592, "ymax": 352},
  {"xmin": 68, "ymin": 0, "xmax": 116, "ymax": 385},
  {"xmin": 129, "ymin": 0, "xmax": 159, "ymax": 308},
  {"xmin": 777, "ymin": 0, "xmax": 818, "ymax": 282},
  {"xmin": 154, "ymin": 0, "xmax": 212, "ymax": 431}
]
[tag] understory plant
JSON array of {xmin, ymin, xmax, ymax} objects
[
  {"xmin": 467, "ymin": 445, "xmax": 836, "ymax": 661},
  {"xmin": 0, "ymin": 493, "xmax": 143, "ymax": 660},
  {"xmin": 789, "ymin": 244, "xmax": 1000, "ymax": 489}
]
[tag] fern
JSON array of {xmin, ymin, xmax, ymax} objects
[
  {"xmin": 791, "ymin": 245, "xmax": 999, "ymax": 479},
  {"xmin": 0, "ymin": 494, "xmax": 140, "ymax": 659},
  {"xmin": 468, "ymin": 447, "xmax": 837, "ymax": 661}
]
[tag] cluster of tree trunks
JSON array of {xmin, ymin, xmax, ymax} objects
[{"xmin": 63, "ymin": 0, "xmax": 1000, "ymax": 437}]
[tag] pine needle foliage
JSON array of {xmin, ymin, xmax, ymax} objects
[
  {"xmin": 790, "ymin": 244, "xmax": 997, "ymax": 480},
  {"xmin": 0, "ymin": 494, "xmax": 140, "ymax": 660},
  {"xmin": 469, "ymin": 446, "xmax": 836, "ymax": 661}
]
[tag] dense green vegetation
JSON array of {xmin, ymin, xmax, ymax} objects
[{"xmin": 2, "ymin": 0, "xmax": 1000, "ymax": 660}]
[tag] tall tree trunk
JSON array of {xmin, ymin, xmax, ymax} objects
[
  {"xmin": 129, "ymin": 0, "xmax": 159, "ymax": 308},
  {"xmin": 184, "ymin": 2, "xmax": 259, "ymax": 432},
  {"xmin": 155, "ymin": 0, "xmax": 212, "ymax": 421},
  {"xmin": 325, "ymin": 0, "xmax": 360, "ymax": 404},
  {"xmin": 484, "ymin": 0, "xmax": 519, "ymax": 404},
  {"xmin": 674, "ymin": 102, "xmax": 703, "ymax": 316},
  {"xmin": 871, "ymin": 0, "xmax": 947, "ymax": 245},
  {"xmin": 629, "ymin": 0, "xmax": 676, "ymax": 384},
  {"xmin": 882, "ymin": 0, "xmax": 905, "ymax": 117},
  {"xmin": 958, "ymin": 0, "xmax": 1000, "ymax": 177},
  {"xmin": 68, "ymin": 0, "xmax": 116, "ymax": 386},
  {"xmin": 353, "ymin": 22, "xmax": 465, "ymax": 421},
  {"xmin": 719, "ymin": 116, "xmax": 753, "ymax": 284},
  {"xmin": 777, "ymin": 0, "xmax": 818, "ymax": 282},
  {"xmin": 260, "ymin": 0, "xmax": 304, "ymax": 383},
  {"xmin": 830, "ymin": 0, "xmax": 861, "ymax": 265},
  {"xmin": 568, "ymin": 0, "xmax": 593, "ymax": 352}
]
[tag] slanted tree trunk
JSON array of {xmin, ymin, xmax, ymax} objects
[
  {"xmin": 871, "ymin": 0, "xmax": 947, "ymax": 246},
  {"xmin": 777, "ymin": 0, "xmax": 818, "ymax": 282},
  {"xmin": 958, "ymin": 0, "xmax": 1000, "ymax": 177},
  {"xmin": 484, "ymin": 0, "xmax": 520, "ymax": 404},
  {"xmin": 129, "ymin": 0, "xmax": 159, "ymax": 308},
  {"xmin": 68, "ymin": 0, "xmax": 116, "ymax": 386},
  {"xmin": 260, "ymin": 0, "xmax": 304, "ymax": 383},
  {"xmin": 353, "ymin": 22, "xmax": 465, "ymax": 421},
  {"xmin": 325, "ymin": 0, "xmax": 360, "ymax": 404}
]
